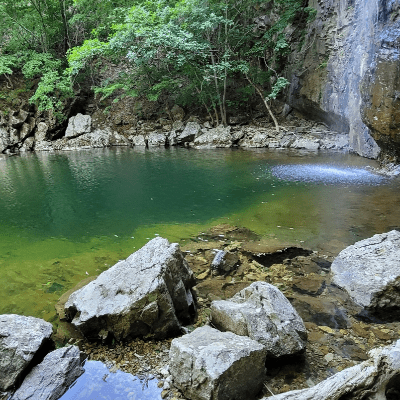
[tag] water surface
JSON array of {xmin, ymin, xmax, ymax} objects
[{"xmin": 0, "ymin": 147, "xmax": 399, "ymax": 320}]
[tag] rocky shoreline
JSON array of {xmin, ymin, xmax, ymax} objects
[{"xmin": 2, "ymin": 226, "xmax": 400, "ymax": 399}]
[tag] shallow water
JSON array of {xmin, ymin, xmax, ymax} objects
[
  {"xmin": 59, "ymin": 361, "xmax": 162, "ymax": 400},
  {"xmin": 0, "ymin": 147, "xmax": 399, "ymax": 320}
]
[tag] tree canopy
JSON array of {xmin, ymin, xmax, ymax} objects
[{"xmin": 0, "ymin": 0, "xmax": 315, "ymax": 125}]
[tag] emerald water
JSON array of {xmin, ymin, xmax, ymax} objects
[{"xmin": 0, "ymin": 147, "xmax": 399, "ymax": 322}]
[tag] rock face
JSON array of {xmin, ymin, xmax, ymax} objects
[
  {"xmin": 262, "ymin": 339, "xmax": 400, "ymax": 400},
  {"xmin": 64, "ymin": 237, "xmax": 196, "ymax": 340},
  {"xmin": 331, "ymin": 230, "xmax": 400, "ymax": 315},
  {"xmin": 0, "ymin": 314, "xmax": 53, "ymax": 391},
  {"xmin": 210, "ymin": 282, "xmax": 307, "ymax": 358},
  {"xmin": 169, "ymin": 325, "xmax": 266, "ymax": 400},
  {"xmin": 286, "ymin": 0, "xmax": 400, "ymax": 159},
  {"xmin": 11, "ymin": 346, "xmax": 83, "ymax": 400},
  {"xmin": 65, "ymin": 114, "xmax": 91, "ymax": 138}
]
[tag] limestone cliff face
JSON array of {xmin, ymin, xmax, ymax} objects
[{"xmin": 287, "ymin": 0, "xmax": 400, "ymax": 159}]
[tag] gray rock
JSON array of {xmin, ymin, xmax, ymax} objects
[
  {"xmin": 0, "ymin": 314, "xmax": 53, "ymax": 391},
  {"xmin": 0, "ymin": 127, "xmax": 10, "ymax": 152},
  {"xmin": 238, "ymin": 129, "xmax": 272, "ymax": 147},
  {"xmin": 20, "ymin": 137, "xmax": 35, "ymax": 152},
  {"xmin": 10, "ymin": 110, "xmax": 29, "ymax": 129},
  {"xmin": 211, "ymin": 250, "xmax": 239, "ymax": 274},
  {"xmin": 148, "ymin": 132, "xmax": 166, "ymax": 146},
  {"xmin": 11, "ymin": 346, "xmax": 83, "ymax": 400},
  {"xmin": 211, "ymin": 282, "xmax": 307, "ymax": 358},
  {"xmin": 169, "ymin": 325, "xmax": 266, "ymax": 400},
  {"xmin": 34, "ymin": 122, "xmax": 49, "ymax": 142},
  {"xmin": 65, "ymin": 114, "xmax": 91, "ymax": 138},
  {"xmin": 65, "ymin": 237, "xmax": 196, "ymax": 340},
  {"xmin": 262, "ymin": 339, "xmax": 400, "ymax": 400},
  {"xmin": 291, "ymin": 138, "xmax": 320, "ymax": 150},
  {"xmin": 331, "ymin": 230, "xmax": 400, "ymax": 312},
  {"xmin": 193, "ymin": 125, "xmax": 232, "ymax": 148},
  {"xmin": 130, "ymin": 134, "xmax": 147, "ymax": 146},
  {"xmin": 110, "ymin": 132, "xmax": 130, "ymax": 146},
  {"xmin": 178, "ymin": 122, "xmax": 201, "ymax": 143}
]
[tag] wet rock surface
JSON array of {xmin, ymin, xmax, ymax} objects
[
  {"xmin": 64, "ymin": 237, "xmax": 196, "ymax": 340},
  {"xmin": 211, "ymin": 282, "xmax": 307, "ymax": 358},
  {"xmin": 262, "ymin": 339, "xmax": 400, "ymax": 400},
  {"xmin": 169, "ymin": 325, "xmax": 266, "ymax": 400},
  {"xmin": 11, "ymin": 346, "xmax": 84, "ymax": 400},
  {"xmin": 331, "ymin": 230, "xmax": 400, "ymax": 316},
  {"xmin": 0, "ymin": 314, "xmax": 53, "ymax": 391}
]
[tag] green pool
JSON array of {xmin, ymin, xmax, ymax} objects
[{"xmin": 0, "ymin": 147, "xmax": 398, "ymax": 321}]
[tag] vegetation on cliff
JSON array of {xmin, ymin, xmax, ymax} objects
[{"xmin": 0, "ymin": 0, "xmax": 315, "ymax": 124}]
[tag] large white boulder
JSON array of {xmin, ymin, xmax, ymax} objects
[
  {"xmin": 65, "ymin": 237, "xmax": 196, "ymax": 340},
  {"xmin": 211, "ymin": 282, "xmax": 307, "ymax": 358},
  {"xmin": 170, "ymin": 325, "xmax": 266, "ymax": 400},
  {"xmin": 0, "ymin": 315, "xmax": 53, "ymax": 391},
  {"xmin": 65, "ymin": 114, "xmax": 91, "ymax": 138},
  {"xmin": 331, "ymin": 230, "xmax": 400, "ymax": 313}
]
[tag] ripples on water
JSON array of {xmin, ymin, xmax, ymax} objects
[{"xmin": 271, "ymin": 164, "xmax": 387, "ymax": 185}]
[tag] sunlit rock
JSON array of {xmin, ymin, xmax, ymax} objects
[
  {"xmin": 170, "ymin": 325, "xmax": 266, "ymax": 400},
  {"xmin": 211, "ymin": 281, "xmax": 307, "ymax": 358},
  {"xmin": 0, "ymin": 314, "xmax": 53, "ymax": 391},
  {"xmin": 64, "ymin": 237, "xmax": 196, "ymax": 340},
  {"xmin": 11, "ymin": 346, "xmax": 83, "ymax": 400},
  {"xmin": 331, "ymin": 230, "xmax": 400, "ymax": 316}
]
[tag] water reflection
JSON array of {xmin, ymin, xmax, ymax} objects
[
  {"xmin": 271, "ymin": 164, "xmax": 386, "ymax": 185},
  {"xmin": 60, "ymin": 361, "xmax": 162, "ymax": 400}
]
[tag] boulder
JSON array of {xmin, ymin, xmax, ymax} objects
[
  {"xmin": 193, "ymin": 126, "xmax": 232, "ymax": 148},
  {"xmin": 211, "ymin": 282, "xmax": 307, "ymax": 358},
  {"xmin": 11, "ymin": 346, "xmax": 83, "ymax": 400},
  {"xmin": 10, "ymin": 110, "xmax": 29, "ymax": 129},
  {"xmin": 34, "ymin": 122, "xmax": 48, "ymax": 142},
  {"xmin": 0, "ymin": 127, "xmax": 10, "ymax": 152},
  {"xmin": 169, "ymin": 325, "xmax": 266, "ymax": 400},
  {"xmin": 331, "ymin": 230, "xmax": 400, "ymax": 314},
  {"xmin": 291, "ymin": 137, "xmax": 320, "ymax": 150},
  {"xmin": 0, "ymin": 314, "xmax": 53, "ymax": 391},
  {"xmin": 64, "ymin": 237, "xmax": 196, "ymax": 340},
  {"xmin": 238, "ymin": 129, "xmax": 272, "ymax": 147},
  {"xmin": 130, "ymin": 134, "xmax": 147, "ymax": 146},
  {"xmin": 65, "ymin": 114, "xmax": 91, "ymax": 138},
  {"xmin": 148, "ymin": 132, "xmax": 166, "ymax": 146},
  {"xmin": 110, "ymin": 132, "xmax": 130, "ymax": 146},
  {"xmin": 211, "ymin": 250, "xmax": 239, "ymax": 275},
  {"xmin": 262, "ymin": 339, "xmax": 400, "ymax": 400},
  {"xmin": 178, "ymin": 122, "xmax": 201, "ymax": 143}
]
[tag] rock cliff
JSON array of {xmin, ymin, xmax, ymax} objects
[{"xmin": 287, "ymin": 0, "xmax": 400, "ymax": 160}]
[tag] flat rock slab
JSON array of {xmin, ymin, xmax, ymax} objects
[
  {"xmin": 211, "ymin": 282, "xmax": 307, "ymax": 358},
  {"xmin": 170, "ymin": 325, "xmax": 266, "ymax": 400},
  {"xmin": 11, "ymin": 346, "xmax": 83, "ymax": 400},
  {"xmin": 65, "ymin": 237, "xmax": 196, "ymax": 340},
  {"xmin": 331, "ymin": 230, "xmax": 400, "ymax": 312},
  {"xmin": 263, "ymin": 339, "xmax": 400, "ymax": 399},
  {"xmin": 0, "ymin": 314, "xmax": 53, "ymax": 391}
]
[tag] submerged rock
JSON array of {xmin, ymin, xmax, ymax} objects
[
  {"xmin": 64, "ymin": 237, "xmax": 196, "ymax": 340},
  {"xmin": 210, "ymin": 281, "xmax": 307, "ymax": 358},
  {"xmin": 11, "ymin": 346, "xmax": 83, "ymax": 400},
  {"xmin": 169, "ymin": 325, "xmax": 266, "ymax": 400},
  {"xmin": 331, "ymin": 230, "xmax": 400, "ymax": 316},
  {"xmin": 0, "ymin": 314, "xmax": 53, "ymax": 391},
  {"xmin": 263, "ymin": 339, "xmax": 400, "ymax": 399}
]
